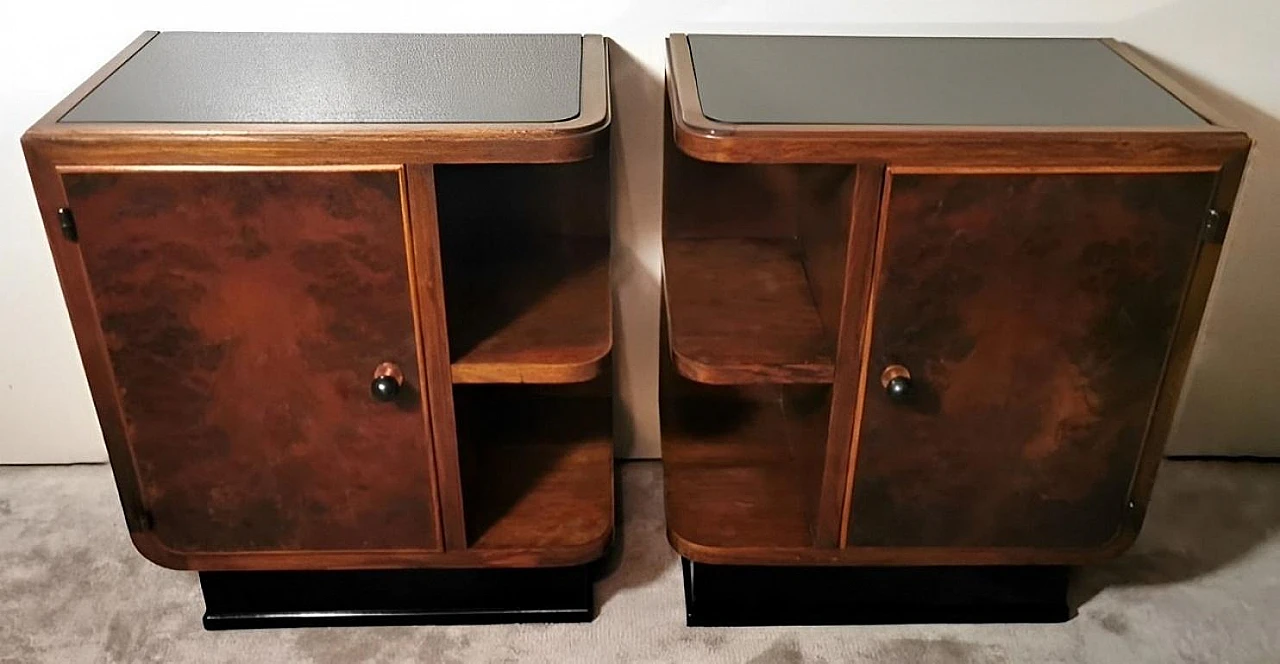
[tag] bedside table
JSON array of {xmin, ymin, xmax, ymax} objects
[
  {"xmin": 661, "ymin": 34, "xmax": 1250, "ymax": 625},
  {"xmin": 22, "ymin": 31, "xmax": 613, "ymax": 628}
]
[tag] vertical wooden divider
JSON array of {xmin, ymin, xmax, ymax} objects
[
  {"xmin": 405, "ymin": 165, "xmax": 469, "ymax": 551},
  {"xmin": 813, "ymin": 165, "xmax": 885, "ymax": 546}
]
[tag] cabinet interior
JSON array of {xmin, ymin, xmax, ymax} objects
[
  {"xmin": 435, "ymin": 155, "xmax": 613, "ymax": 551},
  {"xmin": 661, "ymin": 370, "xmax": 831, "ymax": 549},
  {"xmin": 662, "ymin": 128, "xmax": 855, "ymax": 385},
  {"xmin": 661, "ymin": 121, "xmax": 859, "ymax": 546},
  {"xmin": 435, "ymin": 153, "xmax": 611, "ymax": 385},
  {"xmin": 454, "ymin": 382, "xmax": 612, "ymax": 550}
]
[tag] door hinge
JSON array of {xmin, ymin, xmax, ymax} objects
[
  {"xmin": 1202, "ymin": 208, "xmax": 1228, "ymax": 244},
  {"xmin": 56, "ymin": 207, "xmax": 78, "ymax": 242}
]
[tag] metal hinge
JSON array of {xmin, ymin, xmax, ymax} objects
[
  {"xmin": 1202, "ymin": 208, "xmax": 1228, "ymax": 244},
  {"xmin": 56, "ymin": 207, "xmax": 78, "ymax": 242}
]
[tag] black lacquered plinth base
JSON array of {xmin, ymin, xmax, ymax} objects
[
  {"xmin": 200, "ymin": 565, "xmax": 594, "ymax": 630},
  {"xmin": 681, "ymin": 558, "xmax": 1071, "ymax": 626}
]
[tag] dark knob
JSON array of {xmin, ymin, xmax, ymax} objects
[
  {"xmin": 881, "ymin": 365, "xmax": 913, "ymax": 403},
  {"xmin": 370, "ymin": 362, "xmax": 404, "ymax": 402}
]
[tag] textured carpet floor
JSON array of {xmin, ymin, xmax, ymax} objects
[{"xmin": 0, "ymin": 460, "xmax": 1277, "ymax": 663}]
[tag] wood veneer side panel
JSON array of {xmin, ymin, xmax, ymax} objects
[
  {"xmin": 406, "ymin": 165, "xmax": 468, "ymax": 551},
  {"xmin": 813, "ymin": 165, "xmax": 885, "ymax": 546}
]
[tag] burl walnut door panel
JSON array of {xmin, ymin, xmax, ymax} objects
[
  {"xmin": 61, "ymin": 169, "xmax": 442, "ymax": 561},
  {"xmin": 846, "ymin": 171, "xmax": 1216, "ymax": 550}
]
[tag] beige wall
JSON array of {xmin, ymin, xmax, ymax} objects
[
  {"xmin": 1, "ymin": 0, "xmax": 1276, "ymax": 462},
  {"xmin": 1122, "ymin": 2, "xmax": 1280, "ymax": 455}
]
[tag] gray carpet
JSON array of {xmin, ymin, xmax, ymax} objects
[{"xmin": 1, "ymin": 460, "xmax": 1277, "ymax": 663}]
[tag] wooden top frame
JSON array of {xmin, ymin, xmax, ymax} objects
[
  {"xmin": 23, "ymin": 32, "xmax": 610, "ymax": 166},
  {"xmin": 666, "ymin": 34, "xmax": 1249, "ymax": 167}
]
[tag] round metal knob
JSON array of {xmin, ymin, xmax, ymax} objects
[
  {"xmin": 370, "ymin": 362, "xmax": 404, "ymax": 402},
  {"xmin": 880, "ymin": 364, "xmax": 913, "ymax": 404}
]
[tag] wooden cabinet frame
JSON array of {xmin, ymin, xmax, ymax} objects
[
  {"xmin": 23, "ymin": 32, "xmax": 614, "ymax": 572},
  {"xmin": 660, "ymin": 34, "xmax": 1251, "ymax": 567}
]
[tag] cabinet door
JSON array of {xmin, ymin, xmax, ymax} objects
[
  {"xmin": 62, "ymin": 169, "xmax": 441, "ymax": 560},
  {"xmin": 846, "ymin": 171, "xmax": 1215, "ymax": 549}
]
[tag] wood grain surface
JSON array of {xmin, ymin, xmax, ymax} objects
[
  {"xmin": 845, "ymin": 170, "xmax": 1216, "ymax": 548},
  {"xmin": 62, "ymin": 168, "xmax": 442, "ymax": 558}
]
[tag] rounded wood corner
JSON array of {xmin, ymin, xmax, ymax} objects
[
  {"xmin": 566, "ymin": 335, "xmax": 615, "ymax": 382},
  {"xmin": 532, "ymin": 346, "xmax": 611, "ymax": 384},
  {"xmin": 1083, "ymin": 521, "xmax": 1143, "ymax": 564},
  {"xmin": 535, "ymin": 108, "xmax": 611, "ymax": 162},
  {"xmin": 664, "ymin": 527, "xmax": 764, "ymax": 566},
  {"xmin": 669, "ymin": 348, "xmax": 730, "ymax": 385},
  {"xmin": 573, "ymin": 519, "xmax": 617, "ymax": 565},
  {"xmin": 532, "ymin": 32, "xmax": 612, "ymax": 164},
  {"xmin": 128, "ymin": 530, "xmax": 193, "ymax": 571},
  {"xmin": 669, "ymin": 106, "xmax": 748, "ymax": 165},
  {"xmin": 666, "ymin": 527, "xmax": 714, "ymax": 563},
  {"xmin": 565, "ymin": 345, "xmax": 613, "ymax": 383},
  {"xmin": 450, "ymin": 347, "xmax": 611, "ymax": 385},
  {"xmin": 19, "ymin": 128, "xmax": 48, "ymax": 153},
  {"xmin": 516, "ymin": 519, "xmax": 615, "ymax": 568}
]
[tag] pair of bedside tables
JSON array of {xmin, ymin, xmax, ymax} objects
[{"xmin": 22, "ymin": 32, "xmax": 1250, "ymax": 629}]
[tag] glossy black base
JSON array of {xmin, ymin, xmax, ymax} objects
[
  {"xmin": 681, "ymin": 558, "xmax": 1071, "ymax": 626},
  {"xmin": 200, "ymin": 565, "xmax": 594, "ymax": 630}
]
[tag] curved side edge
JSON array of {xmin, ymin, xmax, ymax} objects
[
  {"xmin": 665, "ymin": 34, "xmax": 748, "ymax": 164},
  {"xmin": 451, "ymin": 299, "xmax": 612, "ymax": 383},
  {"xmin": 451, "ymin": 348, "xmax": 612, "ymax": 385},
  {"xmin": 471, "ymin": 512, "xmax": 616, "ymax": 569},
  {"xmin": 1086, "ymin": 521, "xmax": 1143, "ymax": 564},
  {"xmin": 669, "ymin": 99, "xmax": 748, "ymax": 165},
  {"xmin": 486, "ymin": 32, "xmax": 612, "ymax": 165},
  {"xmin": 129, "ymin": 530, "xmax": 194, "ymax": 570},
  {"xmin": 512, "ymin": 33, "xmax": 614, "ymax": 163},
  {"xmin": 561, "ymin": 517, "xmax": 616, "ymax": 568},
  {"xmin": 667, "ymin": 529, "xmax": 812, "ymax": 567}
]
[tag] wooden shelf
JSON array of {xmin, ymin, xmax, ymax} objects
[
  {"xmin": 664, "ymin": 238, "xmax": 834, "ymax": 384},
  {"xmin": 444, "ymin": 236, "xmax": 611, "ymax": 384},
  {"xmin": 662, "ymin": 384, "xmax": 829, "ymax": 555},
  {"xmin": 455, "ymin": 387, "xmax": 613, "ymax": 555}
]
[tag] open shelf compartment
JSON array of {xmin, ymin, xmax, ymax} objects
[
  {"xmin": 436, "ymin": 154, "xmax": 611, "ymax": 385},
  {"xmin": 665, "ymin": 237, "xmax": 833, "ymax": 384},
  {"xmin": 454, "ymin": 382, "xmax": 613, "ymax": 553},
  {"xmin": 661, "ymin": 356, "xmax": 831, "ymax": 552},
  {"xmin": 661, "ymin": 117, "xmax": 854, "ymax": 385}
]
